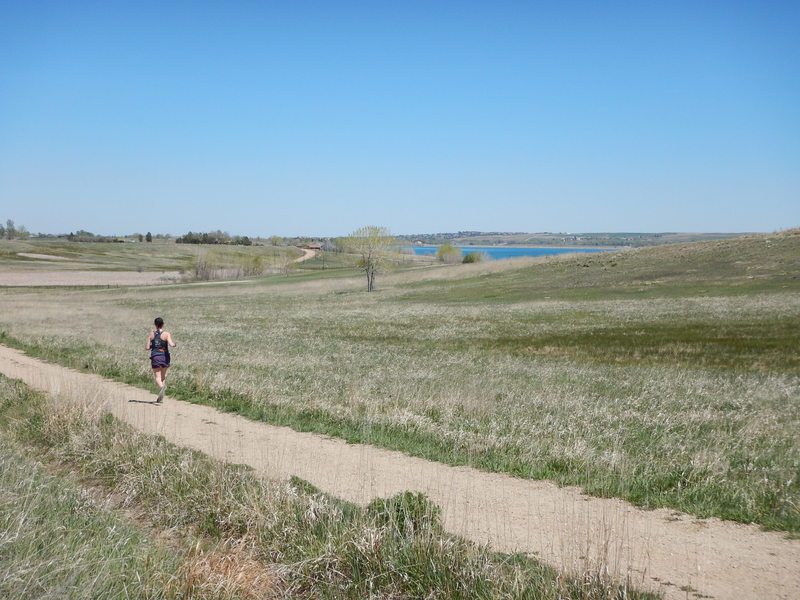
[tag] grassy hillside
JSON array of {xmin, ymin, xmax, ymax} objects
[
  {"xmin": 0, "ymin": 230, "xmax": 798, "ymax": 532},
  {"xmin": 0, "ymin": 238, "xmax": 301, "ymax": 273},
  {"xmin": 398, "ymin": 228, "xmax": 800, "ymax": 302}
]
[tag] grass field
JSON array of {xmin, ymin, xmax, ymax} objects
[
  {"xmin": 0, "ymin": 238, "xmax": 301, "ymax": 278},
  {"xmin": 0, "ymin": 229, "xmax": 798, "ymax": 534},
  {"xmin": 0, "ymin": 374, "xmax": 652, "ymax": 599}
]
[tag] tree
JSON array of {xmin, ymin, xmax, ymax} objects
[
  {"xmin": 436, "ymin": 242, "xmax": 461, "ymax": 264},
  {"xmin": 346, "ymin": 226, "xmax": 395, "ymax": 292},
  {"xmin": 146, "ymin": 232, "xmax": 152, "ymax": 242},
  {"xmin": 5, "ymin": 219, "xmax": 16, "ymax": 240},
  {"xmin": 137, "ymin": 233, "xmax": 144, "ymax": 242},
  {"xmin": 268, "ymin": 235, "xmax": 283, "ymax": 246}
]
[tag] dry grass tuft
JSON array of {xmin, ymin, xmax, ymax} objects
[{"xmin": 177, "ymin": 538, "xmax": 281, "ymax": 600}]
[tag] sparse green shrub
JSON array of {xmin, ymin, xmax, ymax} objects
[
  {"xmin": 437, "ymin": 242, "xmax": 462, "ymax": 264},
  {"xmin": 463, "ymin": 251, "xmax": 483, "ymax": 263}
]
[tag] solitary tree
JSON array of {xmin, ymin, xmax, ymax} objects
[
  {"xmin": 5, "ymin": 219, "xmax": 16, "ymax": 240},
  {"xmin": 346, "ymin": 226, "xmax": 395, "ymax": 292},
  {"xmin": 146, "ymin": 231, "xmax": 152, "ymax": 242}
]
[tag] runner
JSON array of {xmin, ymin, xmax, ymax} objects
[{"xmin": 145, "ymin": 317, "xmax": 176, "ymax": 403}]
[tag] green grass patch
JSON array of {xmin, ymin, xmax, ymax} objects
[{"xmin": 0, "ymin": 384, "xmax": 190, "ymax": 599}]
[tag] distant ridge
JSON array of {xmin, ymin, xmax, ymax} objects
[{"xmin": 395, "ymin": 231, "xmax": 754, "ymax": 247}]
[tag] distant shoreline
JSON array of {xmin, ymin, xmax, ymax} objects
[{"xmin": 410, "ymin": 244, "xmax": 622, "ymax": 251}]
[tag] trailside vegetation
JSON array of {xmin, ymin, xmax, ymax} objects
[{"xmin": 0, "ymin": 375, "xmax": 653, "ymax": 599}]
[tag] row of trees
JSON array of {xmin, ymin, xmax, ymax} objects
[
  {"xmin": 64, "ymin": 230, "xmax": 138, "ymax": 242},
  {"xmin": 1, "ymin": 219, "xmax": 30, "ymax": 240},
  {"xmin": 176, "ymin": 231, "xmax": 253, "ymax": 246}
]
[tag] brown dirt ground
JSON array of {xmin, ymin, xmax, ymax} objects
[{"xmin": 0, "ymin": 344, "xmax": 797, "ymax": 600}]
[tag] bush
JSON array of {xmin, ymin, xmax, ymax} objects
[
  {"xmin": 463, "ymin": 251, "xmax": 483, "ymax": 263},
  {"xmin": 437, "ymin": 243, "xmax": 461, "ymax": 264}
]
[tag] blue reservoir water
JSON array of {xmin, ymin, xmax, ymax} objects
[{"xmin": 408, "ymin": 246, "xmax": 611, "ymax": 260}]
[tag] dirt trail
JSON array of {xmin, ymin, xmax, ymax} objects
[
  {"xmin": 0, "ymin": 344, "xmax": 797, "ymax": 600},
  {"xmin": 292, "ymin": 247, "xmax": 317, "ymax": 263}
]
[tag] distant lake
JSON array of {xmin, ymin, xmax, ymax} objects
[{"xmin": 408, "ymin": 246, "xmax": 612, "ymax": 260}]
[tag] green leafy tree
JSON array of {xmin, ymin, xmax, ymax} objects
[
  {"xmin": 5, "ymin": 219, "xmax": 16, "ymax": 240},
  {"xmin": 146, "ymin": 232, "xmax": 152, "ymax": 242},
  {"xmin": 346, "ymin": 226, "xmax": 395, "ymax": 292}
]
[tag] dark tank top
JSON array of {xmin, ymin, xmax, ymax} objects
[{"xmin": 150, "ymin": 330, "xmax": 167, "ymax": 357}]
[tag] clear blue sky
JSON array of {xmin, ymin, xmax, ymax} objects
[{"xmin": 1, "ymin": 0, "xmax": 798, "ymax": 237}]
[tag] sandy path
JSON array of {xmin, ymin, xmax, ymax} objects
[
  {"xmin": 16, "ymin": 252, "xmax": 73, "ymax": 261},
  {"xmin": 0, "ymin": 345, "xmax": 797, "ymax": 600},
  {"xmin": 292, "ymin": 247, "xmax": 318, "ymax": 263}
]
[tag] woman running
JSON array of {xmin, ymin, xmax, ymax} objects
[{"xmin": 146, "ymin": 317, "xmax": 176, "ymax": 403}]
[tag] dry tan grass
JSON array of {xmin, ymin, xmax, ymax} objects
[
  {"xmin": 176, "ymin": 539, "xmax": 280, "ymax": 600},
  {"xmin": 0, "ymin": 270, "xmax": 183, "ymax": 286},
  {"xmin": 2, "ymin": 347, "xmax": 799, "ymax": 600}
]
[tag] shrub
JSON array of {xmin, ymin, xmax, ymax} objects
[
  {"xmin": 463, "ymin": 251, "xmax": 483, "ymax": 263},
  {"xmin": 437, "ymin": 243, "xmax": 462, "ymax": 264}
]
